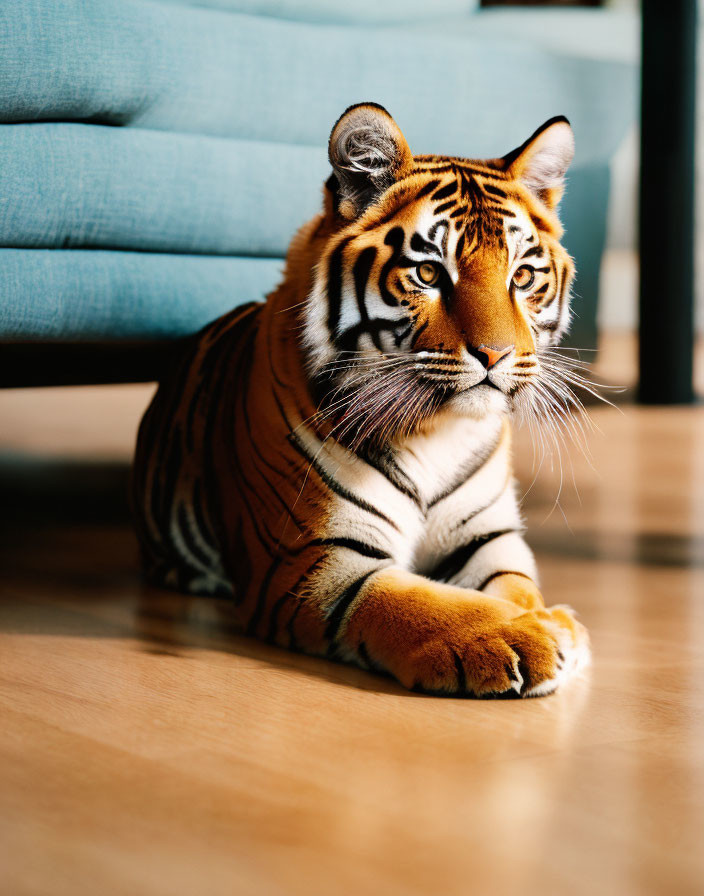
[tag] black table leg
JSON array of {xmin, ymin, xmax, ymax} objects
[{"xmin": 638, "ymin": 0, "xmax": 697, "ymax": 404}]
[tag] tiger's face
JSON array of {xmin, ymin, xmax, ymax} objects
[{"xmin": 302, "ymin": 104, "xmax": 575, "ymax": 447}]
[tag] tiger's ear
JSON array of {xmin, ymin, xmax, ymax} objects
[
  {"xmin": 328, "ymin": 103, "xmax": 414, "ymax": 220},
  {"xmin": 503, "ymin": 116, "xmax": 574, "ymax": 210}
]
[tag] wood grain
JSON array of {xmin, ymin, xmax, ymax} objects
[{"xmin": 1, "ymin": 333, "xmax": 703, "ymax": 896}]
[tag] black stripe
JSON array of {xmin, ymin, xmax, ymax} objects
[
  {"xmin": 453, "ymin": 481, "xmax": 509, "ymax": 531},
  {"xmin": 327, "ymin": 237, "xmax": 353, "ymax": 336},
  {"xmin": 266, "ymin": 557, "xmax": 322, "ymax": 642},
  {"xmin": 453, "ymin": 650, "xmax": 467, "ymax": 692},
  {"xmin": 537, "ymin": 256, "xmax": 563, "ymax": 331},
  {"xmin": 201, "ymin": 322, "xmax": 257, "ymax": 526},
  {"xmin": 483, "ymin": 183, "xmax": 507, "ymax": 198},
  {"xmin": 417, "ymin": 163, "xmax": 455, "ymax": 174},
  {"xmin": 236, "ymin": 354, "xmax": 306, "ymax": 534},
  {"xmin": 246, "ymin": 557, "xmax": 282, "ymax": 637},
  {"xmin": 324, "ymin": 568, "xmax": 377, "ymax": 642},
  {"xmin": 379, "ymin": 227, "xmax": 405, "ymax": 307},
  {"xmin": 231, "ymin": 519, "xmax": 252, "ymax": 604},
  {"xmin": 158, "ymin": 423, "xmax": 183, "ymax": 532},
  {"xmin": 415, "ymin": 179, "xmax": 441, "ymax": 200},
  {"xmin": 359, "ymin": 446, "xmax": 422, "ymax": 507},
  {"xmin": 287, "ymin": 600, "xmax": 303, "ymax": 651},
  {"xmin": 490, "ymin": 207, "xmax": 515, "ymax": 220},
  {"xmin": 237, "ymin": 483, "xmax": 281, "ymax": 556},
  {"xmin": 336, "ymin": 317, "xmax": 409, "ymax": 354},
  {"xmin": 434, "ymin": 200, "xmax": 455, "ymax": 215},
  {"xmin": 265, "ymin": 295, "xmax": 292, "ymax": 393},
  {"xmin": 554, "ymin": 259, "xmax": 566, "ymax": 324},
  {"xmin": 191, "ymin": 477, "xmax": 217, "ymax": 548},
  {"xmin": 396, "ymin": 254, "xmax": 427, "ymax": 269},
  {"xmin": 410, "ymin": 232, "xmax": 441, "ymax": 257},
  {"xmin": 432, "ymin": 182, "xmax": 457, "ymax": 201},
  {"xmin": 268, "ymin": 375, "xmax": 295, "ymax": 434},
  {"xmin": 183, "ymin": 374, "xmax": 207, "ymax": 454},
  {"xmin": 288, "ymin": 431, "xmax": 400, "ymax": 531},
  {"xmin": 427, "ymin": 529, "xmax": 516, "ymax": 582},
  {"xmin": 357, "ymin": 641, "xmax": 374, "ymax": 670},
  {"xmin": 309, "ymin": 537, "xmax": 392, "ymax": 560},
  {"xmin": 521, "ymin": 246, "xmax": 543, "ymax": 259},
  {"xmin": 477, "ymin": 570, "xmax": 533, "ymax": 592},
  {"xmin": 409, "ymin": 318, "xmax": 429, "ymax": 349},
  {"xmin": 225, "ymin": 350, "xmax": 302, "ymax": 544},
  {"xmin": 352, "ymin": 246, "xmax": 379, "ymax": 348},
  {"xmin": 394, "ymin": 320, "xmax": 414, "ymax": 346},
  {"xmin": 426, "ymin": 433, "xmax": 501, "ymax": 510},
  {"xmin": 356, "ymin": 641, "xmax": 388, "ymax": 675}
]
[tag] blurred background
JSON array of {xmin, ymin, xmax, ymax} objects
[{"xmin": 1, "ymin": 2, "xmax": 703, "ymax": 896}]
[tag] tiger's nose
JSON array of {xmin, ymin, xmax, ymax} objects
[{"xmin": 467, "ymin": 344, "xmax": 515, "ymax": 369}]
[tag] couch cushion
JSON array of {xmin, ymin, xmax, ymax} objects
[
  {"xmin": 0, "ymin": 249, "xmax": 282, "ymax": 340},
  {"xmin": 0, "ymin": 124, "xmax": 328, "ymax": 256}
]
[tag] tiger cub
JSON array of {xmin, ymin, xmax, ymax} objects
[{"xmin": 132, "ymin": 103, "xmax": 590, "ymax": 697}]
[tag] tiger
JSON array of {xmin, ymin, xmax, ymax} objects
[{"xmin": 132, "ymin": 102, "xmax": 590, "ymax": 698}]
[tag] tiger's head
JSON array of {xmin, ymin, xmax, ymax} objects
[{"xmin": 301, "ymin": 103, "xmax": 576, "ymax": 448}]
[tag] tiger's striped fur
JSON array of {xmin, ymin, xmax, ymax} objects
[{"xmin": 132, "ymin": 104, "xmax": 590, "ymax": 697}]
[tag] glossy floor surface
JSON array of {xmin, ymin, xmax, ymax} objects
[{"xmin": 1, "ymin": 335, "xmax": 703, "ymax": 895}]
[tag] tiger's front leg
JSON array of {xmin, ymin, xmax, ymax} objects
[
  {"xmin": 343, "ymin": 568, "xmax": 588, "ymax": 697},
  {"xmin": 272, "ymin": 558, "xmax": 589, "ymax": 698}
]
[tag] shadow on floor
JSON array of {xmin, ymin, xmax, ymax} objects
[
  {"xmin": 0, "ymin": 453, "xmax": 132, "ymax": 525},
  {"xmin": 0, "ymin": 454, "xmax": 413, "ymax": 697}
]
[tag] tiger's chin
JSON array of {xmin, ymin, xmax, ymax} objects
[
  {"xmin": 317, "ymin": 376, "xmax": 509, "ymax": 454},
  {"xmin": 443, "ymin": 383, "xmax": 510, "ymax": 420}
]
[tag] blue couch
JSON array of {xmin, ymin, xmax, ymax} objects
[{"xmin": 0, "ymin": 0, "xmax": 637, "ymax": 381}]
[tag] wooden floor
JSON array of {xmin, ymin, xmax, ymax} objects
[{"xmin": 1, "ymin": 334, "xmax": 704, "ymax": 896}]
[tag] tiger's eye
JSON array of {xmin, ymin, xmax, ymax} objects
[
  {"xmin": 512, "ymin": 265, "xmax": 535, "ymax": 290},
  {"xmin": 417, "ymin": 262, "xmax": 440, "ymax": 286}
]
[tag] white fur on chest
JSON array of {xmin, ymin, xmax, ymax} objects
[
  {"xmin": 294, "ymin": 410, "xmax": 512, "ymax": 573},
  {"xmin": 391, "ymin": 411, "xmax": 503, "ymax": 507}
]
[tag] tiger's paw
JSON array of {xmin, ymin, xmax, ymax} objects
[
  {"xmin": 400, "ymin": 604, "xmax": 590, "ymax": 698},
  {"xmin": 501, "ymin": 605, "xmax": 591, "ymax": 698}
]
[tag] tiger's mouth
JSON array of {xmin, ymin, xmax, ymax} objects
[
  {"xmin": 311, "ymin": 353, "xmax": 519, "ymax": 450},
  {"xmin": 461, "ymin": 376, "xmax": 505, "ymax": 394}
]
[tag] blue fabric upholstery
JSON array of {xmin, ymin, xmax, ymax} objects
[
  {"xmin": 0, "ymin": 0, "xmax": 638, "ymax": 361},
  {"xmin": 0, "ymin": 125, "xmax": 328, "ymax": 256},
  {"xmin": 0, "ymin": 249, "xmax": 282, "ymax": 339}
]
